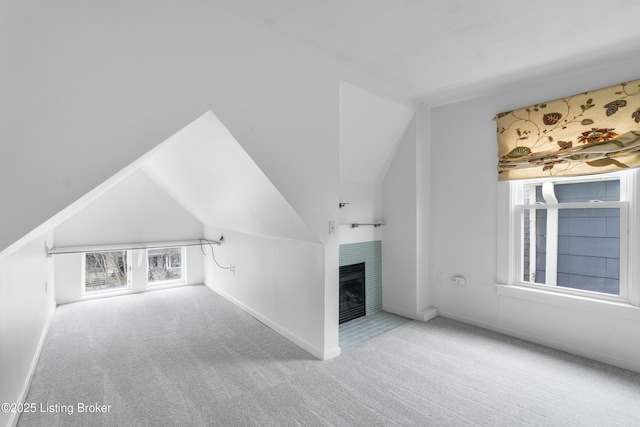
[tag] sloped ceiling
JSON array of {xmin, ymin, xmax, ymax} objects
[
  {"xmin": 10, "ymin": 1, "xmax": 640, "ymax": 252},
  {"xmin": 141, "ymin": 111, "xmax": 320, "ymax": 243},
  {"xmin": 339, "ymin": 81, "xmax": 415, "ymax": 184},
  {"xmin": 49, "ymin": 111, "xmax": 319, "ymax": 248},
  {"xmin": 51, "ymin": 88, "xmax": 398, "ymax": 248}
]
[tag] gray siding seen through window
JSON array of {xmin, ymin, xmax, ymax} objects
[{"xmin": 535, "ymin": 180, "xmax": 620, "ymax": 294}]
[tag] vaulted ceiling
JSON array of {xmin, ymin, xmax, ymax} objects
[
  {"xmin": 217, "ymin": 0, "xmax": 640, "ymax": 187},
  {"xmin": 52, "ymin": 112, "xmax": 321, "ymax": 247},
  {"xmin": 215, "ymin": 0, "xmax": 640, "ymax": 105},
  {"xmin": 6, "ymin": 1, "xmax": 640, "ymax": 251},
  {"xmin": 339, "ymin": 81, "xmax": 415, "ymax": 184}
]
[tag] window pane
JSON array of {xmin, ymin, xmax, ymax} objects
[
  {"xmin": 147, "ymin": 247, "xmax": 183, "ymax": 283},
  {"xmin": 522, "ymin": 208, "xmax": 546, "ymax": 283},
  {"xmin": 533, "ymin": 179, "xmax": 620, "ymax": 203},
  {"xmin": 523, "ymin": 207, "xmax": 620, "ymax": 295},
  {"xmin": 85, "ymin": 251, "xmax": 129, "ymax": 292},
  {"xmin": 557, "ymin": 207, "xmax": 620, "ymax": 295}
]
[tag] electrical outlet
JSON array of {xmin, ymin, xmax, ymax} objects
[
  {"xmin": 229, "ymin": 264, "xmax": 235, "ymax": 274},
  {"xmin": 452, "ymin": 275, "xmax": 467, "ymax": 286}
]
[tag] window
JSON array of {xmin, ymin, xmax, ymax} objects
[
  {"xmin": 502, "ymin": 170, "xmax": 640, "ymax": 306},
  {"xmin": 515, "ymin": 173, "xmax": 627, "ymax": 301},
  {"xmin": 83, "ymin": 250, "xmax": 131, "ymax": 293},
  {"xmin": 147, "ymin": 246, "xmax": 185, "ymax": 286}
]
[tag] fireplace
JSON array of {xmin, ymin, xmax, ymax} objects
[{"xmin": 339, "ymin": 263, "xmax": 366, "ymax": 324}]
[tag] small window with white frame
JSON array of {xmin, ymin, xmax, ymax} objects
[
  {"xmin": 146, "ymin": 246, "xmax": 185, "ymax": 286},
  {"xmin": 83, "ymin": 250, "xmax": 132, "ymax": 294},
  {"xmin": 510, "ymin": 171, "xmax": 632, "ymax": 302}
]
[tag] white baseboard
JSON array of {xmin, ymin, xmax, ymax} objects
[
  {"xmin": 383, "ymin": 304, "xmax": 438, "ymax": 322},
  {"xmin": 10, "ymin": 300, "xmax": 56, "ymax": 427},
  {"xmin": 417, "ymin": 307, "xmax": 439, "ymax": 322},
  {"xmin": 436, "ymin": 309, "xmax": 640, "ymax": 374},
  {"xmin": 209, "ymin": 286, "xmax": 336, "ymax": 361},
  {"xmin": 323, "ymin": 346, "xmax": 342, "ymax": 360}
]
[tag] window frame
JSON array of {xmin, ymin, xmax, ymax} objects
[
  {"xmin": 82, "ymin": 250, "xmax": 133, "ymax": 296},
  {"xmin": 145, "ymin": 246, "xmax": 187, "ymax": 287},
  {"xmin": 497, "ymin": 169, "xmax": 640, "ymax": 308}
]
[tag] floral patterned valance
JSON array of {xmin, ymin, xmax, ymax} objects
[{"xmin": 496, "ymin": 79, "xmax": 640, "ymax": 180}]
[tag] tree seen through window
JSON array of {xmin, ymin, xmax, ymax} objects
[
  {"xmin": 85, "ymin": 251, "xmax": 129, "ymax": 292},
  {"xmin": 147, "ymin": 247, "xmax": 183, "ymax": 283}
]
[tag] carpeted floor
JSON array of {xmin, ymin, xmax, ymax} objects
[{"xmin": 18, "ymin": 284, "xmax": 640, "ymax": 426}]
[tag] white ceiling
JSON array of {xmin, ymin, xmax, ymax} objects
[
  {"xmin": 216, "ymin": 0, "xmax": 640, "ymax": 105},
  {"xmin": 215, "ymin": 0, "xmax": 640, "ymax": 187}
]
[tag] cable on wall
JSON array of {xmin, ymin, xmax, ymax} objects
[{"xmin": 200, "ymin": 238, "xmax": 232, "ymax": 271}]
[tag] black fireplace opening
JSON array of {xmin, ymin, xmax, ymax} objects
[{"xmin": 339, "ymin": 263, "xmax": 366, "ymax": 324}]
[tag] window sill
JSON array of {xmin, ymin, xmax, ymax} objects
[
  {"xmin": 496, "ymin": 284, "xmax": 640, "ymax": 323},
  {"xmin": 81, "ymin": 288, "xmax": 133, "ymax": 300},
  {"xmin": 146, "ymin": 279, "xmax": 186, "ymax": 288}
]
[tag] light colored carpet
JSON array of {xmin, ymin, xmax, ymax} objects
[{"xmin": 18, "ymin": 284, "xmax": 640, "ymax": 426}]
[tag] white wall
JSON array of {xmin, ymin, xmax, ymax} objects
[
  {"xmin": 415, "ymin": 106, "xmax": 432, "ymax": 315},
  {"xmin": 338, "ymin": 182, "xmax": 383, "ymax": 244},
  {"xmin": 380, "ymin": 107, "xmax": 436, "ymax": 321},
  {"xmin": 338, "ymin": 81, "xmax": 415, "ymax": 246},
  {"xmin": 0, "ymin": 233, "xmax": 56, "ymax": 427},
  {"xmin": 54, "ymin": 170, "xmax": 203, "ymax": 248},
  {"xmin": 429, "ymin": 60, "xmax": 640, "ymax": 372},
  {"xmin": 381, "ymin": 116, "xmax": 418, "ymax": 316},
  {"xmin": 202, "ymin": 227, "xmax": 333, "ymax": 359},
  {"xmin": 140, "ymin": 112, "xmax": 319, "ymax": 243}
]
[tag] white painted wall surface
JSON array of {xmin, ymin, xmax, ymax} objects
[
  {"xmin": 54, "ymin": 254, "xmax": 80, "ymax": 304},
  {"xmin": 415, "ymin": 106, "xmax": 432, "ymax": 314},
  {"xmin": 339, "ymin": 182, "xmax": 383, "ymax": 244},
  {"xmin": 52, "ymin": 165, "xmax": 206, "ymax": 305},
  {"xmin": 0, "ymin": 233, "xmax": 56, "ymax": 427},
  {"xmin": 381, "ymin": 117, "xmax": 418, "ymax": 317},
  {"xmin": 429, "ymin": 61, "xmax": 640, "ymax": 372},
  {"xmin": 203, "ymin": 227, "xmax": 333, "ymax": 359},
  {"xmin": 53, "ymin": 170, "xmax": 203, "ymax": 248},
  {"xmin": 140, "ymin": 112, "xmax": 318, "ymax": 243},
  {"xmin": 338, "ymin": 81, "xmax": 415, "ymax": 246},
  {"xmin": 429, "ymin": 95, "xmax": 500, "ymax": 326}
]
